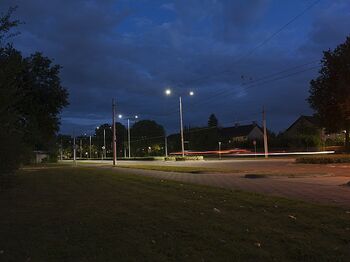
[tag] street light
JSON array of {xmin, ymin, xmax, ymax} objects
[
  {"xmin": 119, "ymin": 114, "xmax": 139, "ymax": 158},
  {"xmin": 165, "ymin": 88, "xmax": 195, "ymax": 157},
  {"xmin": 97, "ymin": 126, "xmax": 107, "ymax": 160}
]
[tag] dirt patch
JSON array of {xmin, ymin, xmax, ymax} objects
[{"xmin": 244, "ymin": 174, "xmax": 268, "ymax": 179}]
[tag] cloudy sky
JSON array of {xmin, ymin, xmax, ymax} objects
[{"xmin": 1, "ymin": 0, "xmax": 349, "ymax": 135}]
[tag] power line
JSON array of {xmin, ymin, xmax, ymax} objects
[{"xmin": 163, "ymin": 0, "xmax": 321, "ymax": 90}]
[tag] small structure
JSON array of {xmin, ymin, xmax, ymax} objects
[
  {"xmin": 219, "ymin": 123, "xmax": 264, "ymax": 142},
  {"xmin": 284, "ymin": 115, "xmax": 345, "ymax": 149},
  {"xmin": 33, "ymin": 151, "xmax": 49, "ymax": 164},
  {"xmin": 284, "ymin": 115, "xmax": 321, "ymax": 136}
]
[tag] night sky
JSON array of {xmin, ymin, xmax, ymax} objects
[{"xmin": 1, "ymin": 0, "xmax": 349, "ymax": 135}]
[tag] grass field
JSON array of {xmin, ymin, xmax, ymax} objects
[
  {"xmin": 0, "ymin": 166, "xmax": 349, "ymax": 261},
  {"xmin": 116, "ymin": 164, "xmax": 239, "ymax": 173}
]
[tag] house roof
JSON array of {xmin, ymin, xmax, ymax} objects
[
  {"xmin": 220, "ymin": 124, "xmax": 261, "ymax": 138},
  {"xmin": 286, "ymin": 115, "xmax": 320, "ymax": 132}
]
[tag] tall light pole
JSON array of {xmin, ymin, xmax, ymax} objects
[
  {"xmin": 103, "ymin": 128, "xmax": 106, "ymax": 159},
  {"xmin": 112, "ymin": 99, "xmax": 117, "ymax": 166},
  {"xmin": 60, "ymin": 137, "xmax": 63, "ymax": 161},
  {"xmin": 119, "ymin": 114, "xmax": 138, "ymax": 158},
  {"xmin": 80, "ymin": 139, "xmax": 82, "ymax": 159},
  {"xmin": 179, "ymin": 96, "xmax": 185, "ymax": 157},
  {"xmin": 165, "ymin": 134, "xmax": 168, "ymax": 157},
  {"xmin": 218, "ymin": 141, "xmax": 222, "ymax": 160},
  {"xmin": 73, "ymin": 135, "xmax": 76, "ymax": 164},
  {"xmin": 263, "ymin": 106, "xmax": 269, "ymax": 159},
  {"xmin": 89, "ymin": 135, "xmax": 92, "ymax": 159},
  {"xmin": 165, "ymin": 89, "xmax": 194, "ymax": 157}
]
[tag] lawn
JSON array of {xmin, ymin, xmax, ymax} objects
[
  {"xmin": 116, "ymin": 164, "xmax": 239, "ymax": 173},
  {"xmin": 0, "ymin": 167, "xmax": 349, "ymax": 261}
]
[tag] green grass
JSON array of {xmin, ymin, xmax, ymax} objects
[
  {"xmin": 117, "ymin": 164, "xmax": 238, "ymax": 173},
  {"xmin": 296, "ymin": 154, "xmax": 350, "ymax": 164},
  {"xmin": 0, "ymin": 167, "xmax": 349, "ymax": 261}
]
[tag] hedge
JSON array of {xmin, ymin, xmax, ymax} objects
[
  {"xmin": 296, "ymin": 155, "xmax": 350, "ymax": 164},
  {"xmin": 165, "ymin": 156, "xmax": 204, "ymax": 161}
]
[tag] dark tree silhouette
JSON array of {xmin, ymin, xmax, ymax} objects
[
  {"xmin": 308, "ymin": 36, "xmax": 350, "ymax": 149},
  {"xmin": 0, "ymin": 9, "xmax": 68, "ymax": 172},
  {"xmin": 130, "ymin": 120, "xmax": 165, "ymax": 156},
  {"xmin": 208, "ymin": 114, "xmax": 218, "ymax": 127}
]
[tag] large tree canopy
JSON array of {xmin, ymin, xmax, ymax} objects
[
  {"xmin": 308, "ymin": 36, "xmax": 350, "ymax": 148},
  {"xmin": 0, "ymin": 8, "xmax": 68, "ymax": 172},
  {"xmin": 130, "ymin": 120, "xmax": 165, "ymax": 156}
]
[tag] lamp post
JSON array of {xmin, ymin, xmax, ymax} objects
[
  {"xmin": 73, "ymin": 135, "xmax": 76, "ymax": 164},
  {"xmin": 112, "ymin": 99, "xmax": 117, "ymax": 166},
  {"xmin": 119, "ymin": 114, "xmax": 139, "ymax": 158},
  {"xmin": 165, "ymin": 89, "xmax": 194, "ymax": 157},
  {"xmin": 89, "ymin": 135, "xmax": 92, "ymax": 159},
  {"xmin": 97, "ymin": 126, "xmax": 107, "ymax": 160}
]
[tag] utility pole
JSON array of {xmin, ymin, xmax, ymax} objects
[
  {"xmin": 89, "ymin": 135, "xmax": 92, "ymax": 159},
  {"xmin": 112, "ymin": 99, "xmax": 117, "ymax": 166},
  {"xmin": 263, "ymin": 106, "xmax": 269, "ymax": 159},
  {"xmin": 80, "ymin": 139, "xmax": 82, "ymax": 159},
  {"xmin": 127, "ymin": 118, "xmax": 131, "ymax": 158},
  {"xmin": 218, "ymin": 141, "xmax": 222, "ymax": 160},
  {"xmin": 103, "ymin": 128, "xmax": 106, "ymax": 159},
  {"xmin": 179, "ymin": 96, "xmax": 185, "ymax": 157},
  {"xmin": 165, "ymin": 134, "xmax": 168, "ymax": 157},
  {"xmin": 73, "ymin": 135, "xmax": 76, "ymax": 164},
  {"xmin": 60, "ymin": 137, "xmax": 63, "ymax": 161}
]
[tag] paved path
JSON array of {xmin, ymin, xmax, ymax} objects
[
  {"xmin": 109, "ymin": 166, "xmax": 350, "ymax": 208},
  {"xmin": 67, "ymin": 159, "xmax": 350, "ymax": 208}
]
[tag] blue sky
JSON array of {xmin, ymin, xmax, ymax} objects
[{"xmin": 1, "ymin": 0, "xmax": 349, "ymax": 135}]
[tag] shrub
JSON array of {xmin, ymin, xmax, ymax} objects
[
  {"xmin": 165, "ymin": 156, "xmax": 204, "ymax": 161},
  {"xmin": 296, "ymin": 155, "xmax": 350, "ymax": 164}
]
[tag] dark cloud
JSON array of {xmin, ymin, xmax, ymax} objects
[{"xmin": 0, "ymin": 0, "xmax": 349, "ymax": 135}]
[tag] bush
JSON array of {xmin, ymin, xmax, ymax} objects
[
  {"xmin": 165, "ymin": 156, "xmax": 204, "ymax": 161},
  {"xmin": 120, "ymin": 157, "xmax": 165, "ymax": 161},
  {"xmin": 296, "ymin": 154, "xmax": 350, "ymax": 164}
]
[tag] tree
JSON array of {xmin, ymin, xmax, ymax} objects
[
  {"xmin": 20, "ymin": 52, "xmax": 69, "ymax": 151},
  {"xmin": 0, "ymin": 9, "xmax": 68, "ymax": 173},
  {"xmin": 308, "ymin": 36, "xmax": 350, "ymax": 149},
  {"xmin": 208, "ymin": 114, "xmax": 218, "ymax": 127},
  {"xmin": 0, "ymin": 6, "xmax": 20, "ymax": 45},
  {"xmin": 130, "ymin": 120, "xmax": 165, "ymax": 156}
]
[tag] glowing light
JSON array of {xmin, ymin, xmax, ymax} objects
[
  {"xmin": 135, "ymin": 115, "xmax": 139, "ymax": 119},
  {"xmin": 165, "ymin": 89, "xmax": 172, "ymax": 95},
  {"xmin": 189, "ymin": 91, "xmax": 194, "ymax": 96},
  {"xmin": 118, "ymin": 114, "xmax": 122, "ymax": 119}
]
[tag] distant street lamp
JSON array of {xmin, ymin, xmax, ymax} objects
[
  {"xmin": 97, "ymin": 126, "xmax": 107, "ymax": 159},
  {"xmin": 165, "ymin": 88, "xmax": 195, "ymax": 157},
  {"xmin": 89, "ymin": 135, "xmax": 92, "ymax": 159},
  {"xmin": 119, "ymin": 114, "xmax": 139, "ymax": 158}
]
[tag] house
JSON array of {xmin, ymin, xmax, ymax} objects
[
  {"xmin": 284, "ymin": 115, "xmax": 344, "ymax": 144},
  {"xmin": 33, "ymin": 151, "xmax": 49, "ymax": 164},
  {"xmin": 284, "ymin": 115, "xmax": 321, "ymax": 136},
  {"xmin": 219, "ymin": 123, "xmax": 264, "ymax": 142}
]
